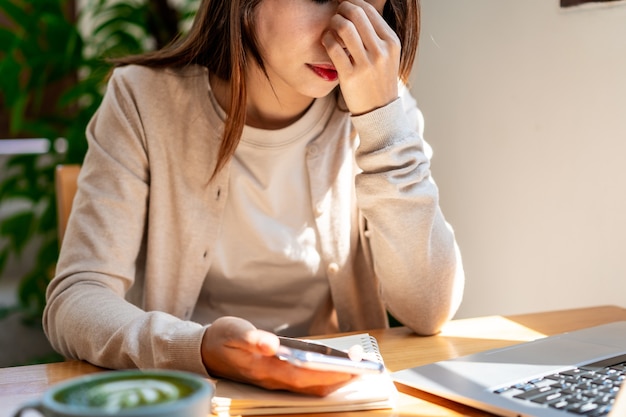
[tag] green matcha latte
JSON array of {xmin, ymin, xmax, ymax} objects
[{"xmin": 12, "ymin": 370, "xmax": 214, "ymax": 417}]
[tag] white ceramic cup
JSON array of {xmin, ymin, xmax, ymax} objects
[{"xmin": 12, "ymin": 369, "xmax": 214, "ymax": 417}]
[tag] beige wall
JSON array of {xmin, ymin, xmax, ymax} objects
[{"xmin": 410, "ymin": 0, "xmax": 626, "ymax": 318}]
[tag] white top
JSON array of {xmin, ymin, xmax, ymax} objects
[{"xmin": 193, "ymin": 91, "xmax": 337, "ymax": 336}]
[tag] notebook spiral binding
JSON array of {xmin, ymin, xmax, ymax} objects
[{"xmin": 359, "ymin": 334, "xmax": 385, "ymax": 364}]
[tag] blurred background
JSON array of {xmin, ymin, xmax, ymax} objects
[
  {"xmin": 0, "ymin": 0, "xmax": 199, "ymax": 366},
  {"xmin": 1, "ymin": 0, "xmax": 625, "ymax": 366}
]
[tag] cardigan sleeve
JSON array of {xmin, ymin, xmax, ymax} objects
[
  {"xmin": 42, "ymin": 66, "xmax": 209, "ymax": 376},
  {"xmin": 351, "ymin": 84, "xmax": 465, "ymax": 335}
]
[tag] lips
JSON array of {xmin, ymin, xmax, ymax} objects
[{"xmin": 308, "ymin": 64, "xmax": 339, "ymax": 82}]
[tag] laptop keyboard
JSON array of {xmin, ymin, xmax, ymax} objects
[{"xmin": 494, "ymin": 354, "xmax": 626, "ymax": 416}]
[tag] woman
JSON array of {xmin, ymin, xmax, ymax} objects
[{"xmin": 44, "ymin": 0, "xmax": 464, "ymax": 396}]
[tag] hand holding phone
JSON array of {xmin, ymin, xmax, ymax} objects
[
  {"xmin": 276, "ymin": 336, "xmax": 385, "ymax": 375},
  {"xmin": 202, "ymin": 317, "xmax": 363, "ymax": 397}
]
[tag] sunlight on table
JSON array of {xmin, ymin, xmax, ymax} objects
[{"xmin": 441, "ymin": 316, "xmax": 547, "ymax": 342}]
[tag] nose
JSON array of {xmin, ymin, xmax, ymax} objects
[{"xmin": 320, "ymin": 1, "xmax": 340, "ymax": 34}]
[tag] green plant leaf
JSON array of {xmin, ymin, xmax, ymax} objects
[
  {"xmin": 0, "ymin": 27, "xmax": 17, "ymax": 49},
  {"xmin": 0, "ymin": 0, "xmax": 199, "ymax": 341},
  {"xmin": 0, "ymin": 211, "xmax": 35, "ymax": 254},
  {"xmin": 0, "ymin": 248, "xmax": 9, "ymax": 278},
  {"xmin": 38, "ymin": 195, "xmax": 58, "ymax": 233},
  {"xmin": 17, "ymin": 268, "xmax": 50, "ymax": 324},
  {"xmin": 9, "ymin": 95, "xmax": 29, "ymax": 134},
  {"xmin": 0, "ymin": 0, "xmax": 32, "ymax": 29}
]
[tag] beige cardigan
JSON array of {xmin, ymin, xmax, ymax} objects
[{"xmin": 43, "ymin": 64, "xmax": 464, "ymax": 376}]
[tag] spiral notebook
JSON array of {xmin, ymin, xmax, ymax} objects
[{"xmin": 211, "ymin": 333, "xmax": 397, "ymax": 416}]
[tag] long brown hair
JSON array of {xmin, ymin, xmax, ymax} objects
[{"xmin": 112, "ymin": 0, "xmax": 420, "ymax": 178}]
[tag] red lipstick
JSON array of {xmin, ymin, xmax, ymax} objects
[{"xmin": 308, "ymin": 64, "xmax": 338, "ymax": 82}]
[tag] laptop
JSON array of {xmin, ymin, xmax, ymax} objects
[{"xmin": 392, "ymin": 320, "xmax": 626, "ymax": 417}]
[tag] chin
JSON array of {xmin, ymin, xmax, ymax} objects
[{"xmin": 303, "ymin": 84, "xmax": 339, "ymax": 100}]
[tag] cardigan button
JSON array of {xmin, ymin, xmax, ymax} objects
[
  {"xmin": 307, "ymin": 145, "xmax": 319, "ymax": 157},
  {"xmin": 327, "ymin": 263, "xmax": 339, "ymax": 275}
]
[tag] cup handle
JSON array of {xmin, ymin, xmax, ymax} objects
[{"xmin": 12, "ymin": 399, "xmax": 45, "ymax": 417}]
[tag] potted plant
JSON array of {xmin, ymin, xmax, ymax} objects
[{"xmin": 0, "ymin": 0, "xmax": 197, "ymax": 331}]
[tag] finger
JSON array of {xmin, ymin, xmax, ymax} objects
[
  {"xmin": 348, "ymin": 344, "xmax": 364, "ymax": 362},
  {"xmin": 243, "ymin": 329, "xmax": 281, "ymax": 356},
  {"xmin": 338, "ymin": 0, "xmax": 398, "ymax": 43},
  {"xmin": 216, "ymin": 316, "xmax": 279, "ymax": 356},
  {"xmin": 332, "ymin": 2, "xmax": 398, "ymax": 69},
  {"xmin": 334, "ymin": 2, "xmax": 377, "ymax": 59},
  {"xmin": 326, "ymin": 13, "xmax": 373, "ymax": 70},
  {"xmin": 322, "ymin": 29, "xmax": 354, "ymax": 72},
  {"xmin": 256, "ymin": 358, "xmax": 357, "ymax": 395}
]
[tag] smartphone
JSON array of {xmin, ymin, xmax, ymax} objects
[{"xmin": 276, "ymin": 336, "xmax": 385, "ymax": 375}]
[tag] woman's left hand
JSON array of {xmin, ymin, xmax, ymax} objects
[{"xmin": 322, "ymin": 0, "xmax": 400, "ymax": 115}]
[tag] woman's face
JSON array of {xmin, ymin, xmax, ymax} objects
[{"xmin": 250, "ymin": 0, "xmax": 386, "ymax": 102}]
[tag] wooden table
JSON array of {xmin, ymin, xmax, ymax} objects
[{"xmin": 2, "ymin": 305, "xmax": 625, "ymax": 417}]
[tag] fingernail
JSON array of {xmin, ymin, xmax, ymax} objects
[{"xmin": 259, "ymin": 333, "xmax": 280, "ymax": 353}]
